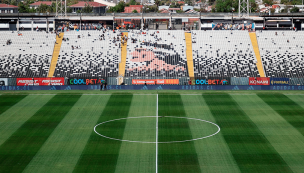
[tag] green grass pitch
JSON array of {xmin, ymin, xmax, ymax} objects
[{"xmin": 0, "ymin": 90, "xmax": 304, "ymax": 173}]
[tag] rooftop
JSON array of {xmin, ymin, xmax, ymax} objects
[
  {"xmin": 70, "ymin": 1, "xmax": 107, "ymax": 7},
  {"xmin": 0, "ymin": 3, "xmax": 18, "ymax": 8},
  {"xmin": 29, "ymin": 1, "xmax": 53, "ymax": 6}
]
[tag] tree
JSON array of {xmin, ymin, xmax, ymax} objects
[
  {"xmin": 144, "ymin": 5, "xmax": 158, "ymax": 12},
  {"xmin": 155, "ymin": 0, "xmax": 160, "ymax": 7},
  {"xmin": 18, "ymin": 2, "xmax": 30, "ymax": 13},
  {"xmin": 129, "ymin": 0, "xmax": 136, "ymax": 5},
  {"xmin": 67, "ymin": 7, "xmax": 73, "ymax": 13},
  {"xmin": 263, "ymin": 0, "xmax": 273, "ymax": 6},
  {"xmin": 82, "ymin": 3, "xmax": 93, "ymax": 13},
  {"xmin": 132, "ymin": 9, "xmax": 138, "ymax": 13},
  {"xmin": 214, "ymin": 0, "xmax": 238, "ymax": 12},
  {"xmin": 270, "ymin": 8, "xmax": 275, "ymax": 13},
  {"xmin": 290, "ymin": 6, "xmax": 299, "ymax": 12},
  {"xmin": 281, "ymin": 6, "xmax": 288, "ymax": 13},
  {"xmin": 36, "ymin": 4, "xmax": 49, "ymax": 13}
]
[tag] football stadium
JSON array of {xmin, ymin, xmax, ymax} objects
[{"xmin": 1, "ymin": 3, "xmax": 304, "ymax": 172}]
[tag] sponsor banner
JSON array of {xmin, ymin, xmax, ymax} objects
[
  {"xmin": 270, "ymin": 78, "xmax": 289, "ymax": 85},
  {"xmin": 0, "ymin": 78, "xmax": 8, "ymax": 86},
  {"xmin": 249, "ymin": 77, "xmax": 270, "ymax": 85},
  {"xmin": 195, "ymin": 78, "xmax": 230, "ymax": 85},
  {"xmin": 230, "ymin": 77, "xmax": 249, "ymax": 85},
  {"xmin": 68, "ymin": 78, "xmax": 106, "ymax": 85},
  {"xmin": 289, "ymin": 78, "xmax": 304, "ymax": 85},
  {"xmin": 17, "ymin": 77, "xmax": 64, "ymax": 86},
  {"xmin": 132, "ymin": 79, "xmax": 179, "ymax": 85}
]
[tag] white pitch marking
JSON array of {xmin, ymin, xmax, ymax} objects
[
  {"xmin": 156, "ymin": 94, "xmax": 158, "ymax": 173},
  {"xmin": 94, "ymin": 116, "xmax": 220, "ymax": 144},
  {"xmin": 284, "ymin": 94, "xmax": 304, "ymax": 95},
  {"xmin": 82, "ymin": 94, "xmax": 112, "ymax": 95},
  {"xmin": 29, "ymin": 94, "xmax": 56, "ymax": 95}
]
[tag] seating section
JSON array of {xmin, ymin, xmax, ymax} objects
[
  {"xmin": 256, "ymin": 31, "xmax": 304, "ymax": 77},
  {"xmin": 0, "ymin": 31, "xmax": 56, "ymax": 77},
  {"xmin": 53, "ymin": 31, "xmax": 121, "ymax": 78},
  {"xmin": 191, "ymin": 31, "xmax": 259, "ymax": 77},
  {"xmin": 2, "ymin": 30, "xmax": 304, "ymax": 79},
  {"xmin": 124, "ymin": 30, "xmax": 188, "ymax": 78}
]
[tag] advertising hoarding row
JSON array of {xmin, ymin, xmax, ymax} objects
[{"xmin": 2, "ymin": 77, "xmax": 292, "ymax": 86}]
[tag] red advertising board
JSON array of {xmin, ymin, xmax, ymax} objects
[
  {"xmin": 17, "ymin": 77, "xmax": 65, "ymax": 86},
  {"xmin": 249, "ymin": 77, "xmax": 270, "ymax": 85},
  {"xmin": 132, "ymin": 79, "xmax": 179, "ymax": 85}
]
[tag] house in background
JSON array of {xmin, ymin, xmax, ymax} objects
[
  {"xmin": 124, "ymin": 5, "xmax": 143, "ymax": 13},
  {"xmin": 181, "ymin": 5, "xmax": 194, "ymax": 12},
  {"xmin": 0, "ymin": 4, "xmax": 18, "ymax": 13},
  {"xmin": 159, "ymin": 7, "xmax": 180, "ymax": 13},
  {"xmin": 158, "ymin": 6, "xmax": 169, "ymax": 11},
  {"xmin": 70, "ymin": 1, "xmax": 107, "ymax": 13},
  {"xmin": 29, "ymin": 1, "xmax": 54, "ymax": 9}
]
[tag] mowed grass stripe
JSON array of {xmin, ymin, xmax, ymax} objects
[
  {"xmin": 115, "ymin": 95, "xmax": 157, "ymax": 173},
  {"xmin": 158, "ymin": 94, "xmax": 201, "ymax": 173},
  {"xmin": 23, "ymin": 95, "xmax": 110, "ymax": 173},
  {"xmin": 0, "ymin": 95, "xmax": 27, "ymax": 115},
  {"xmin": 258, "ymin": 93, "xmax": 304, "ymax": 136},
  {"xmin": 203, "ymin": 94, "xmax": 292, "ymax": 173},
  {"xmin": 0, "ymin": 95, "xmax": 81, "ymax": 173},
  {"xmin": 73, "ymin": 94, "xmax": 133, "ymax": 173},
  {"xmin": 181, "ymin": 95, "xmax": 241, "ymax": 173},
  {"xmin": 232, "ymin": 94, "xmax": 304, "ymax": 173},
  {"xmin": 0, "ymin": 95, "xmax": 54, "ymax": 146}
]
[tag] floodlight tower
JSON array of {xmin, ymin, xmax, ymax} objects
[
  {"xmin": 56, "ymin": 0, "xmax": 67, "ymax": 18},
  {"xmin": 238, "ymin": 0, "xmax": 249, "ymax": 17}
]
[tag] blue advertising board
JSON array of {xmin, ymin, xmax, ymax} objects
[{"xmin": 270, "ymin": 78, "xmax": 289, "ymax": 85}]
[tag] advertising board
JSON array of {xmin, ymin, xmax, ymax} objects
[
  {"xmin": 195, "ymin": 78, "xmax": 230, "ymax": 85},
  {"xmin": 249, "ymin": 77, "xmax": 270, "ymax": 85},
  {"xmin": 0, "ymin": 78, "xmax": 8, "ymax": 86},
  {"xmin": 270, "ymin": 78, "xmax": 289, "ymax": 85},
  {"xmin": 16, "ymin": 77, "xmax": 64, "ymax": 86},
  {"xmin": 132, "ymin": 79, "xmax": 179, "ymax": 85},
  {"xmin": 68, "ymin": 78, "xmax": 106, "ymax": 85}
]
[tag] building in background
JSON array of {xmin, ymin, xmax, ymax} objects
[
  {"xmin": 124, "ymin": 5, "xmax": 143, "ymax": 13},
  {"xmin": 0, "ymin": 4, "xmax": 18, "ymax": 13},
  {"xmin": 29, "ymin": 1, "xmax": 54, "ymax": 9},
  {"xmin": 70, "ymin": 1, "xmax": 107, "ymax": 13}
]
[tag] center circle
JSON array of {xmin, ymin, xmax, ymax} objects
[{"xmin": 94, "ymin": 116, "xmax": 220, "ymax": 143}]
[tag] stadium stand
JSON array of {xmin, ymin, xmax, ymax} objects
[
  {"xmin": 0, "ymin": 31, "xmax": 56, "ymax": 77},
  {"xmin": 191, "ymin": 30, "xmax": 259, "ymax": 77},
  {"xmin": 124, "ymin": 30, "xmax": 188, "ymax": 78},
  {"xmin": 3, "ymin": 30, "xmax": 304, "ymax": 80},
  {"xmin": 53, "ymin": 30, "xmax": 121, "ymax": 77},
  {"xmin": 256, "ymin": 31, "xmax": 304, "ymax": 78}
]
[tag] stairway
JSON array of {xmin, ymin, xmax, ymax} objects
[
  {"xmin": 184, "ymin": 32, "xmax": 195, "ymax": 82},
  {"xmin": 48, "ymin": 33, "xmax": 64, "ymax": 77},
  {"xmin": 249, "ymin": 32, "xmax": 265, "ymax": 77}
]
